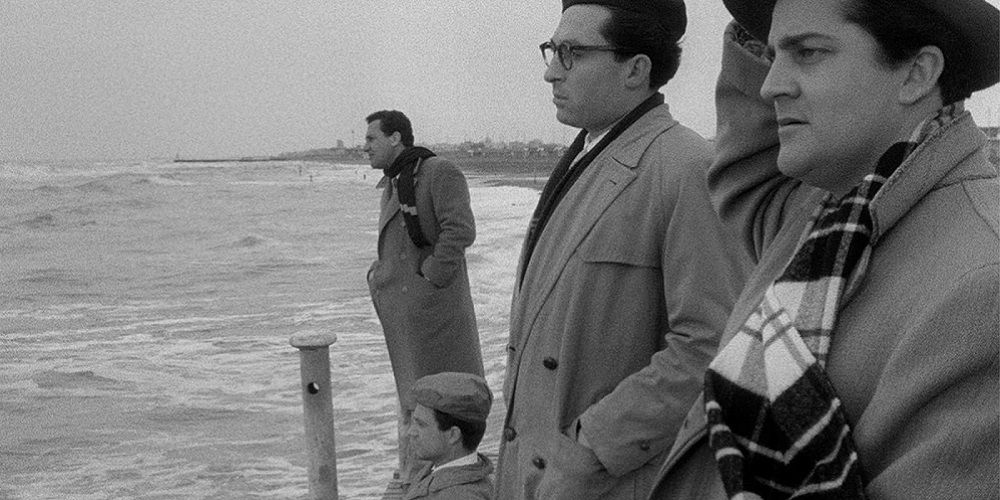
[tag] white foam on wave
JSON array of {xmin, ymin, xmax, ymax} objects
[{"xmin": 467, "ymin": 185, "xmax": 538, "ymax": 322}]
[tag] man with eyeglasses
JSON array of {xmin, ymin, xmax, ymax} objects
[{"xmin": 495, "ymin": 0, "xmax": 750, "ymax": 498}]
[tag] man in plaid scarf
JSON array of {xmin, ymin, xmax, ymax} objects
[{"xmin": 648, "ymin": 0, "xmax": 998, "ymax": 498}]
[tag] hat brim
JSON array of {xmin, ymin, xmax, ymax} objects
[{"xmin": 722, "ymin": 0, "xmax": 999, "ymax": 92}]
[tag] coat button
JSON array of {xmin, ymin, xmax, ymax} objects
[
  {"xmin": 542, "ymin": 357, "xmax": 558, "ymax": 370},
  {"xmin": 532, "ymin": 456, "xmax": 546, "ymax": 469},
  {"xmin": 503, "ymin": 427, "xmax": 517, "ymax": 442},
  {"xmin": 639, "ymin": 441, "xmax": 651, "ymax": 452}
]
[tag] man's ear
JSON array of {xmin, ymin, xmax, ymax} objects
[
  {"xmin": 389, "ymin": 131, "xmax": 402, "ymax": 147},
  {"xmin": 623, "ymin": 53, "xmax": 652, "ymax": 90},
  {"xmin": 899, "ymin": 45, "xmax": 945, "ymax": 105},
  {"xmin": 446, "ymin": 426, "xmax": 463, "ymax": 447}
]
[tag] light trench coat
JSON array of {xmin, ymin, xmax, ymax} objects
[
  {"xmin": 648, "ymin": 28, "xmax": 999, "ymax": 500},
  {"xmin": 368, "ymin": 156, "xmax": 485, "ymax": 412},
  {"xmin": 495, "ymin": 104, "xmax": 750, "ymax": 499}
]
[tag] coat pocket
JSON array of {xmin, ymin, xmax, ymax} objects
[
  {"xmin": 577, "ymin": 231, "xmax": 660, "ymax": 269},
  {"xmin": 406, "ymin": 274, "xmax": 452, "ymax": 328},
  {"xmin": 534, "ymin": 432, "xmax": 621, "ymax": 500}
]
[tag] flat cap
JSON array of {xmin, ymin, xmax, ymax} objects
[
  {"xmin": 563, "ymin": 0, "xmax": 687, "ymax": 40},
  {"xmin": 722, "ymin": 0, "xmax": 999, "ymax": 92},
  {"xmin": 411, "ymin": 372, "xmax": 492, "ymax": 423}
]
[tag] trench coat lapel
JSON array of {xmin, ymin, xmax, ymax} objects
[
  {"xmin": 378, "ymin": 159, "xmax": 426, "ymax": 236},
  {"xmin": 514, "ymin": 106, "xmax": 676, "ymax": 353},
  {"xmin": 516, "ymin": 163, "xmax": 636, "ymax": 342},
  {"xmin": 378, "ymin": 179, "xmax": 400, "ymax": 235}
]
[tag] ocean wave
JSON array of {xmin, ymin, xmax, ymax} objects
[
  {"xmin": 134, "ymin": 175, "xmax": 192, "ymax": 187},
  {"xmin": 144, "ymin": 405, "xmax": 254, "ymax": 424},
  {"xmin": 31, "ymin": 185, "xmax": 62, "ymax": 194},
  {"xmin": 18, "ymin": 267, "xmax": 86, "ymax": 286},
  {"xmin": 31, "ymin": 370, "xmax": 124, "ymax": 389},
  {"xmin": 16, "ymin": 213, "xmax": 58, "ymax": 229},
  {"xmin": 72, "ymin": 172, "xmax": 175, "ymax": 194},
  {"xmin": 227, "ymin": 235, "xmax": 269, "ymax": 249},
  {"xmin": 74, "ymin": 177, "xmax": 118, "ymax": 194}
]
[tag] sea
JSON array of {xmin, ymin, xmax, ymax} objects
[{"xmin": 0, "ymin": 159, "xmax": 540, "ymax": 499}]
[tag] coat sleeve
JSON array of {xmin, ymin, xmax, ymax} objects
[
  {"xmin": 862, "ymin": 264, "xmax": 999, "ymax": 499},
  {"xmin": 419, "ymin": 160, "xmax": 476, "ymax": 288},
  {"xmin": 576, "ymin": 132, "xmax": 753, "ymax": 477},
  {"xmin": 708, "ymin": 21, "xmax": 820, "ymax": 261}
]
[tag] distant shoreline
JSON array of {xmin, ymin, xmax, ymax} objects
[{"xmin": 175, "ymin": 155, "xmax": 554, "ymax": 190}]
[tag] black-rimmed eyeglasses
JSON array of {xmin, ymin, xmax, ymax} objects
[{"xmin": 539, "ymin": 40, "xmax": 635, "ymax": 70}]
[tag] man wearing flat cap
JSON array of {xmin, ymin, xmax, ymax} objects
[
  {"xmin": 650, "ymin": 0, "xmax": 999, "ymax": 498},
  {"xmin": 404, "ymin": 372, "xmax": 494, "ymax": 500},
  {"xmin": 496, "ymin": 0, "xmax": 750, "ymax": 498}
]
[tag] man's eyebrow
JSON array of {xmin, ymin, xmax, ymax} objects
[
  {"xmin": 552, "ymin": 36, "xmax": 584, "ymax": 45},
  {"xmin": 771, "ymin": 32, "xmax": 834, "ymax": 52}
]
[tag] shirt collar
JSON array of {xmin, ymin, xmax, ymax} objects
[
  {"xmin": 432, "ymin": 451, "xmax": 478, "ymax": 472},
  {"xmin": 583, "ymin": 128, "xmax": 610, "ymax": 153}
]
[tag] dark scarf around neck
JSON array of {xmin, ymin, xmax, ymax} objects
[{"xmin": 386, "ymin": 146, "xmax": 436, "ymax": 248}]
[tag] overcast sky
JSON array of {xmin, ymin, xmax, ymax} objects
[{"xmin": 3, "ymin": 0, "xmax": 998, "ymax": 161}]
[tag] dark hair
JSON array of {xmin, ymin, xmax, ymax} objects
[
  {"xmin": 842, "ymin": 0, "xmax": 975, "ymax": 104},
  {"xmin": 365, "ymin": 110, "xmax": 414, "ymax": 147},
  {"xmin": 600, "ymin": 7, "xmax": 683, "ymax": 89},
  {"xmin": 433, "ymin": 410, "xmax": 487, "ymax": 452}
]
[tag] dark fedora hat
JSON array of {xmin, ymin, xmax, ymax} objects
[{"xmin": 722, "ymin": 0, "xmax": 1000, "ymax": 92}]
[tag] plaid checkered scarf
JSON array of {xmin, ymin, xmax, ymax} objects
[{"xmin": 704, "ymin": 104, "xmax": 962, "ymax": 499}]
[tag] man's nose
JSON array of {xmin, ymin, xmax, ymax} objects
[
  {"xmin": 543, "ymin": 60, "xmax": 564, "ymax": 83},
  {"xmin": 760, "ymin": 59, "xmax": 798, "ymax": 102}
]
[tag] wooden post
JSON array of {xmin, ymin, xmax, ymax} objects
[{"xmin": 290, "ymin": 331, "xmax": 339, "ymax": 500}]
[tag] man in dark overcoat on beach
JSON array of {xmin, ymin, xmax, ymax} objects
[
  {"xmin": 364, "ymin": 109, "xmax": 485, "ymax": 485},
  {"xmin": 494, "ymin": 1, "xmax": 750, "ymax": 498}
]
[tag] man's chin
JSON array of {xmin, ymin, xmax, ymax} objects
[{"xmin": 554, "ymin": 110, "xmax": 578, "ymax": 129}]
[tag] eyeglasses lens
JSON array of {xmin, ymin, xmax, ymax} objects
[{"xmin": 541, "ymin": 43, "xmax": 572, "ymax": 70}]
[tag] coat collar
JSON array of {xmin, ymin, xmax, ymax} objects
[
  {"xmin": 605, "ymin": 103, "xmax": 678, "ymax": 169},
  {"xmin": 402, "ymin": 454, "xmax": 493, "ymax": 499},
  {"xmin": 870, "ymin": 112, "xmax": 993, "ymax": 241}
]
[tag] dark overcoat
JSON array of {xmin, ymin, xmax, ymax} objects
[{"xmin": 368, "ymin": 156, "xmax": 484, "ymax": 411}]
